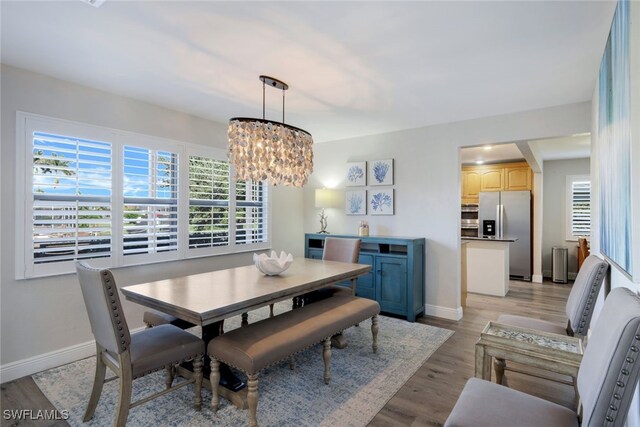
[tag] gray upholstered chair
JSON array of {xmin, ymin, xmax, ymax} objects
[
  {"xmin": 76, "ymin": 262, "xmax": 205, "ymax": 426},
  {"xmin": 322, "ymin": 237, "xmax": 362, "ymax": 296},
  {"xmin": 300, "ymin": 237, "xmax": 362, "ymax": 304},
  {"xmin": 445, "ymin": 286, "xmax": 640, "ymax": 427},
  {"xmin": 494, "ymin": 255, "xmax": 608, "ymax": 384},
  {"xmin": 293, "ymin": 238, "xmax": 362, "ymax": 348}
]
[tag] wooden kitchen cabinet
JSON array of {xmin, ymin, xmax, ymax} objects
[
  {"xmin": 479, "ymin": 168, "xmax": 504, "ymax": 192},
  {"xmin": 462, "ymin": 170, "xmax": 481, "ymax": 200},
  {"xmin": 462, "ymin": 162, "xmax": 532, "ymax": 204},
  {"xmin": 505, "ymin": 166, "xmax": 532, "ymax": 191}
]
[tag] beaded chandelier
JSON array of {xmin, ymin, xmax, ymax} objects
[{"xmin": 228, "ymin": 76, "xmax": 313, "ymax": 187}]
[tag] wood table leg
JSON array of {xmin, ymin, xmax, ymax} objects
[
  {"xmin": 494, "ymin": 358, "xmax": 507, "ymax": 385},
  {"xmin": 475, "ymin": 343, "xmax": 492, "ymax": 380}
]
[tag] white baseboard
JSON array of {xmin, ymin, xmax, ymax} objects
[
  {"xmin": 0, "ymin": 327, "xmax": 145, "ymax": 384},
  {"xmin": 532, "ymin": 274, "xmax": 543, "ymax": 283},
  {"xmin": 424, "ymin": 304, "xmax": 463, "ymax": 321}
]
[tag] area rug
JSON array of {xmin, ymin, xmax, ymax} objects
[{"xmin": 33, "ymin": 303, "xmax": 453, "ymax": 427}]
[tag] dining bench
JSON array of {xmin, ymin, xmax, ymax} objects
[{"xmin": 207, "ymin": 294, "xmax": 380, "ymax": 427}]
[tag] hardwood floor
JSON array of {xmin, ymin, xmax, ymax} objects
[
  {"xmin": 1, "ymin": 279, "xmax": 573, "ymax": 427},
  {"xmin": 370, "ymin": 279, "xmax": 575, "ymax": 426}
]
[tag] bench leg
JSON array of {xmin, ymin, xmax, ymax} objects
[
  {"xmin": 323, "ymin": 337, "xmax": 332, "ymax": 384},
  {"xmin": 165, "ymin": 365, "xmax": 175, "ymax": 389},
  {"xmin": 210, "ymin": 359, "xmax": 220, "ymax": 413},
  {"xmin": 247, "ymin": 373, "xmax": 259, "ymax": 427},
  {"xmin": 193, "ymin": 357, "xmax": 203, "ymax": 411},
  {"xmin": 289, "ymin": 356, "xmax": 295, "ymax": 370},
  {"xmin": 372, "ymin": 315, "xmax": 379, "ymax": 353},
  {"xmin": 269, "ymin": 304, "xmax": 275, "ymax": 317}
]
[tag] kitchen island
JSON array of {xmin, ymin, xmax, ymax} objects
[{"xmin": 462, "ymin": 237, "xmax": 518, "ymax": 297}]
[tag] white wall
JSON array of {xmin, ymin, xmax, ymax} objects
[
  {"xmin": 0, "ymin": 65, "xmax": 303, "ymax": 379},
  {"xmin": 303, "ymin": 102, "xmax": 591, "ymax": 319},
  {"xmin": 518, "ymin": 140, "xmax": 545, "ymax": 283},
  {"xmin": 532, "ymin": 171, "xmax": 544, "ymax": 283},
  {"xmin": 541, "ymin": 158, "xmax": 590, "ymax": 279}
]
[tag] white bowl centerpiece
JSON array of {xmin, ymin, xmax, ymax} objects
[{"xmin": 253, "ymin": 251, "xmax": 294, "ymax": 276}]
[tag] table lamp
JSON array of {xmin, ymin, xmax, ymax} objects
[{"xmin": 315, "ymin": 189, "xmax": 340, "ymax": 233}]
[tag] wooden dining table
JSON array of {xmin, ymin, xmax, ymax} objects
[{"xmin": 121, "ymin": 257, "xmax": 371, "ymax": 408}]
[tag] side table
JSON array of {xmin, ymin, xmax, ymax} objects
[{"xmin": 475, "ymin": 321, "xmax": 584, "ymax": 386}]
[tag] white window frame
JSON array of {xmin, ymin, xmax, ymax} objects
[
  {"xmin": 119, "ymin": 133, "xmax": 183, "ymax": 267},
  {"xmin": 15, "ymin": 112, "xmax": 270, "ymax": 279},
  {"xmin": 565, "ymin": 174, "xmax": 591, "ymax": 242}
]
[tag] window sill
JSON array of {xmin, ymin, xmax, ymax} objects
[{"xmin": 16, "ymin": 243, "xmax": 271, "ymax": 280}]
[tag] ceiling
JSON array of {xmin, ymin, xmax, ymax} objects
[
  {"xmin": 529, "ymin": 134, "xmax": 591, "ymax": 161},
  {"xmin": 0, "ymin": 1, "xmax": 616, "ymax": 143},
  {"xmin": 461, "ymin": 133, "xmax": 591, "ymax": 166},
  {"xmin": 461, "ymin": 143, "xmax": 523, "ymax": 165}
]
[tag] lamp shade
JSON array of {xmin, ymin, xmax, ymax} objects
[{"xmin": 315, "ymin": 189, "xmax": 340, "ymax": 208}]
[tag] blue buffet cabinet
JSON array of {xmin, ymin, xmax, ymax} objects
[{"xmin": 304, "ymin": 233, "xmax": 425, "ymax": 322}]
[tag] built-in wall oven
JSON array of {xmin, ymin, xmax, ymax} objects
[{"xmin": 461, "ymin": 204, "xmax": 479, "ymax": 237}]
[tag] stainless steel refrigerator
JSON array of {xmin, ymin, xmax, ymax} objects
[{"xmin": 479, "ymin": 191, "xmax": 531, "ymax": 281}]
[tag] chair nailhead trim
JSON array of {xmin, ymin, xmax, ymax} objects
[
  {"xmin": 575, "ymin": 263, "xmax": 606, "ymax": 336},
  {"xmin": 604, "ymin": 324, "xmax": 640, "ymax": 426},
  {"xmin": 102, "ymin": 269, "xmax": 129, "ymax": 352}
]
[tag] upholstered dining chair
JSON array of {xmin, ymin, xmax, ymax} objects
[
  {"xmin": 300, "ymin": 237, "xmax": 362, "ymax": 304},
  {"xmin": 76, "ymin": 262, "xmax": 205, "ymax": 426},
  {"xmin": 297, "ymin": 237, "xmax": 362, "ymax": 348},
  {"xmin": 322, "ymin": 237, "xmax": 362, "ymax": 295},
  {"xmin": 445, "ymin": 286, "xmax": 640, "ymax": 427},
  {"xmin": 494, "ymin": 255, "xmax": 608, "ymax": 384}
]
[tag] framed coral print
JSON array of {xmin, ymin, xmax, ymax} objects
[
  {"xmin": 369, "ymin": 159, "xmax": 393, "ymax": 186},
  {"xmin": 369, "ymin": 189, "xmax": 394, "ymax": 215},
  {"xmin": 345, "ymin": 190, "xmax": 366, "ymax": 215},
  {"xmin": 345, "ymin": 161, "xmax": 366, "ymax": 186}
]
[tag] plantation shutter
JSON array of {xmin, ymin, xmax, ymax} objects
[
  {"xmin": 235, "ymin": 180, "xmax": 268, "ymax": 245},
  {"xmin": 123, "ymin": 146, "xmax": 178, "ymax": 255},
  {"xmin": 570, "ymin": 178, "xmax": 591, "ymax": 237},
  {"xmin": 188, "ymin": 156, "xmax": 230, "ymax": 248},
  {"xmin": 32, "ymin": 132, "xmax": 112, "ymax": 265}
]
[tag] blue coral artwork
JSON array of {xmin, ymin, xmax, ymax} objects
[
  {"xmin": 369, "ymin": 189, "xmax": 394, "ymax": 215},
  {"xmin": 345, "ymin": 190, "xmax": 366, "ymax": 215},
  {"xmin": 368, "ymin": 159, "xmax": 394, "ymax": 186},
  {"xmin": 345, "ymin": 161, "xmax": 366, "ymax": 186}
]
